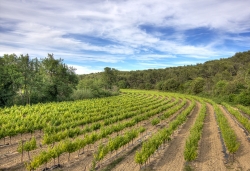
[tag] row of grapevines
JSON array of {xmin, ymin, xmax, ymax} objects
[
  {"xmin": 42, "ymin": 97, "xmax": 175, "ymax": 145},
  {"xmin": 159, "ymin": 98, "xmax": 187, "ymax": 120},
  {"xmin": 43, "ymin": 96, "xmax": 168, "ymax": 134},
  {"xmin": 17, "ymin": 137, "xmax": 37, "ymax": 161},
  {"xmin": 151, "ymin": 98, "xmax": 187, "ymax": 126},
  {"xmin": 134, "ymin": 99, "xmax": 196, "ymax": 165},
  {"xmin": 42, "ymin": 94, "xmax": 160, "ymax": 132},
  {"xmin": 0, "ymin": 94, "xmax": 161, "ymax": 142},
  {"xmin": 236, "ymin": 105, "xmax": 250, "ymax": 116},
  {"xmin": 211, "ymin": 102, "xmax": 240, "ymax": 155},
  {"xmin": 25, "ymin": 95, "xmax": 179, "ymax": 169},
  {"xmin": 94, "ymin": 127, "xmax": 145, "ymax": 163},
  {"xmin": 184, "ymin": 101, "xmax": 206, "ymax": 161},
  {"xmin": 27, "ymin": 121, "xmax": 147, "ymax": 170},
  {"xmin": 222, "ymin": 102, "xmax": 250, "ymax": 132}
]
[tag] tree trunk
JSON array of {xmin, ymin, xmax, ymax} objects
[
  {"xmin": 28, "ymin": 151, "xmax": 30, "ymax": 160},
  {"xmin": 21, "ymin": 140, "xmax": 24, "ymax": 162},
  {"xmin": 57, "ymin": 156, "xmax": 60, "ymax": 165}
]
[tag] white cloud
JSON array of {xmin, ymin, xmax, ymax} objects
[
  {"xmin": 69, "ymin": 65, "xmax": 102, "ymax": 74},
  {"xmin": 1, "ymin": 0, "xmax": 250, "ymax": 71}
]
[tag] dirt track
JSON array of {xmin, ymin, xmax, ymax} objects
[
  {"xmin": 148, "ymin": 101, "xmax": 200, "ymax": 171},
  {"xmin": 190, "ymin": 103, "xmax": 227, "ymax": 171}
]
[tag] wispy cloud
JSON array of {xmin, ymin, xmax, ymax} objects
[
  {"xmin": 69, "ymin": 65, "xmax": 102, "ymax": 74},
  {"xmin": 1, "ymin": 0, "xmax": 250, "ymax": 72}
]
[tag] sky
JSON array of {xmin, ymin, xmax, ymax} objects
[{"xmin": 1, "ymin": 0, "xmax": 250, "ymax": 74}]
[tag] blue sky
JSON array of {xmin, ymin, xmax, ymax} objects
[{"xmin": 1, "ymin": 0, "xmax": 250, "ymax": 74}]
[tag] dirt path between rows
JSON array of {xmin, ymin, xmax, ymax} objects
[
  {"xmin": 190, "ymin": 103, "xmax": 227, "ymax": 171},
  {"xmin": 219, "ymin": 106, "xmax": 250, "ymax": 171},
  {"xmin": 148, "ymin": 101, "xmax": 200, "ymax": 171}
]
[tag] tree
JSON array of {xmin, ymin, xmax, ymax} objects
[
  {"xmin": 40, "ymin": 54, "xmax": 78, "ymax": 101},
  {"xmin": 117, "ymin": 80, "xmax": 128, "ymax": 89},
  {"xmin": 191, "ymin": 77, "xmax": 205, "ymax": 94},
  {"xmin": 102, "ymin": 67, "xmax": 117, "ymax": 89},
  {"xmin": 0, "ymin": 54, "xmax": 20, "ymax": 106}
]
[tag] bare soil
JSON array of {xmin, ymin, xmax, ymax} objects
[
  {"xmin": 219, "ymin": 106, "xmax": 250, "ymax": 171},
  {"xmin": 190, "ymin": 103, "xmax": 227, "ymax": 171},
  {"xmin": 145, "ymin": 101, "xmax": 200, "ymax": 171}
]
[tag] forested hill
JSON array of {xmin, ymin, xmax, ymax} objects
[{"xmin": 79, "ymin": 50, "xmax": 250, "ymax": 105}]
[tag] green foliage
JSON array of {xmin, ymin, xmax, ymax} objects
[
  {"xmin": 17, "ymin": 137, "xmax": 37, "ymax": 153},
  {"xmin": 191, "ymin": 77, "xmax": 205, "ymax": 94},
  {"xmin": 70, "ymin": 89, "xmax": 93, "ymax": 100},
  {"xmin": 237, "ymin": 105, "xmax": 250, "ymax": 116},
  {"xmin": 103, "ymin": 67, "xmax": 118, "ymax": 89},
  {"xmin": 211, "ymin": 102, "xmax": 240, "ymax": 154},
  {"xmin": 22, "ymin": 92, "xmax": 177, "ymax": 169},
  {"xmin": 135, "ymin": 99, "xmax": 196, "ymax": 165},
  {"xmin": 223, "ymin": 102, "xmax": 250, "ymax": 132},
  {"xmin": 17, "ymin": 137, "xmax": 37, "ymax": 161},
  {"xmin": 151, "ymin": 118, "xmax": 160, "ymax": 125},
  {"xmin": 118, "ymin": 80, "xmax": 128, "ymax": 88},
  {"xmin": 0, "ymin": 53, "xmax": 78, "ymax": 107},
  {"xmin": 1, "ymin": 91, "xmax": 245, "ymax": 170},
  {"xmin": 235, "ymin": 90, "xmax": 250, "ymax": 106},
  {"xmin": 78, "ymin": 50, "xmax": 250, "ymax": 105},
  {"xmin": 184, "ymin": 101, "xmax": 206, "ymax": 161},
  {"xmin": 94, "ymin": 128, "xmax": 143, "ymax": 163}
]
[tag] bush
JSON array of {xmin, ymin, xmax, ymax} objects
[
  {"xmin": 70, "ymin": 89, "xmax": 94, "ymax": 100},
  {"xmin": 236, "ymin": 90, "xmax": 250, "ymax": 106}
]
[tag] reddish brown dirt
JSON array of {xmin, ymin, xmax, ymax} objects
[
  {"xmin": 147, "ymin": 101, "xmax": 200, "ymax": 171},
  {"xmin": 190, "ymin": 103, "xmax": 227, "ymax": 171},
  {"xmin": 219, "ymin": 106, "xmax": 250, "ymax": 171}
]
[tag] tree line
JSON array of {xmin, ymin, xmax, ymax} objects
[
  {"xmin": 2, "ymin": 50, "xmax": 249, "ymax": 107},
  {"xmin": 0, "ymin": 54, "xmax": 121, "ymax": 107},
  {"xmin": 0, "ymin": 54, "xmax": 78, "ymax": 107},
  {"xmin": 79, "ymin": 50, "xmax": 250, "ymax": 106}
]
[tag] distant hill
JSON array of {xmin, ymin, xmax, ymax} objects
[{"xmin": 79, "ymin": 50, "xmax": 250, "ymax": 105}]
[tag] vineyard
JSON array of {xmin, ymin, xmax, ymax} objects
[{"xmin": 0, "ymin": 90, "xmax": 250, "ymax": 171}]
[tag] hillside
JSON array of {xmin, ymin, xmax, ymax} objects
[{"xmin": 79, "ymin": 50, "xmax": 250, "ymax": 105}]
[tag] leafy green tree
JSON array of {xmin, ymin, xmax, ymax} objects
[
  {"xmin": 118, "ymin": 80, "xmax": 128, "ymax": 89},
  {"xmin": 191, "ymin": 77, "xmax": 205, "ymax": 94},
  {"xmin": 40, "ymin": 54, "xmax": 78, "ymax": 101},
  {"xmin": 102, "ymin": 67, "xmax": 117, "ymax": 89},
  {"xmin": 0, "ymin": 54, "xmax": 20, "ymax": 106}
]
